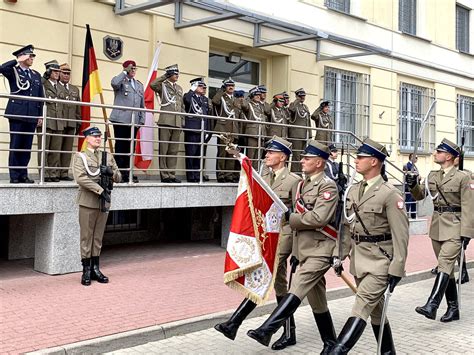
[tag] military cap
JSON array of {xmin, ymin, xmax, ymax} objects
[
  {"xmin": 189, "ymin": 77, "xmax": 205, "ymax": 86},
  {"xmin": 265, "ymin": 136, "xmax": 292, "ymax": 156},
  {"xmin": 282, "ymin": 92, "xmax": 290, "ymax": 99},
  {"xmin": 273, "ymin": 93, "xmax": 285, "ymax": 102},
  {"xmin": 44, "ymin": 60, "xmax": 61, "ymax": 71},
  {"xmin": 249, "ymin": 86, "xmax": 261, "ymax": 97},
  {"xmin": 320, "ymin": 100, "xmax": 330, "ymax": 108},
  {"xmin": 234, "ymin": 90, "xmax": 245, "ymax": 98},
  {"xmin": 60, "ymin": 63, "xmax": 71, "ymax": 72},
  {"xmin": 258, "ymin": 85, "xmax": 267, "ymax": 93},
  {"xmin": 301, "ymin": 140, "xmax": 330, "ymax": 160},
  {"xmin": 12, "ymin": 44, "xmax": 35, "ymax": 57},
  {"xmin": 122, "ymin": 60, "xmax": 136, "ymax": 68},
  {"xmin": 202, "ymin": 82, "xmax": 207, "ymax": 88},
  {"xmin": 328, "ymin": 143, "xmax": 338, "ymax": 152},
  {"xmin": 222, "ymin": 78, "xmax": 235, "ymax": 86},
  {"xmin": 295, "ymin": 88, "xmax": 306, "ymax": 97},
  {"xmin": 165, "ymin": 64, "xmax": 179, "ymax": 76},
  {"xmin": 82, "ymin": 126, "xmax": 102, "ymax": 137},
  {"xmin": 436, "ymin": 138, "xmax": 460, "ymax": 157},
  {"xmin": 356, "ymin": 138, "xmax": 388, "ymax": 161}
]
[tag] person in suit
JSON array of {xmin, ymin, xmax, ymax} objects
[
  {"xmin": 0, "ymin": 44, "xmax": 44, "ymax": 183},
  {"xmin": 150, "ymin": 64, "xmax": 184, "ymax": 183},
  {"xmin": 330, "ymin": 138, "xmax": 409, "ymax": 354},
  {"xmin": 247, "ymin": 141, "xmax": 339, "ymax": 354},
  {"xmin": 288, "ymin": 89, "xmax": 310, "ymax": 173},
  {"xmin": 200, "ymin": 82, "xmax": 212, "ymax": 182},
  {"xmin": 39, "ymin": 60, "xmax": 63, "ymax": 182},
  {"xmin": 324, "ymin": 144, "xmax": 339, "ymax": 181},
  {"xmin": 407, "ymin": 138, "xmax": 473, "ymax": 323},
  {"xmin": 57, "ymin": 63, "xmax": 82, "ymax": 181},
  {"xmin": 72, "ymin": 127, "xmax": 121, "ymax": 286},
  {"xmin": 311, "ymin": 101, "xmax": 333, "ymax": 144},
  {"xmin": 215, "ymin": 136, "xmax": 301, "ymax": 350},
  {"xmin": 110, "ymin": 60, "xmax": 145, "ymax": 183}
]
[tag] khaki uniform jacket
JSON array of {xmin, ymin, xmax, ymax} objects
[
  {"xmin": 289, "ymin": 173, "xmax": 339, "ymax": 263},
  {"xmin": 411, "ymin": 168, "xmax": 474, "ymax": 241},
  {"xmin": 72, "ymin": 149, "xmax": 121, "ymax": 209},
  {"xmin": 288, "ymin": 100, "xmax": 310, "ymax": 139},
  {"xmin": 57, "ymin": 82, "xmax": 81, "ymax": 129},
  {"xmin": 241, "ymin": 100, "xmax": 267, "ymax": 137},
  {"xmin": 260, "ymin": 101, "xmax": 272, "ymax": 121},
  {"xmin": 43, "ymin": 79, "xmax": 65, "ymax": 131},
  {"xmin": 311, "ymin": 107, "xmax": 333, "ymax": 142},
  {"xmin": 212, "ymin": 90, "xmax": 239, "ymax": 134},
  {"xmin": 337, "ymin": 177, "xmax": 409, "ymax": 278},
  {"xmin": 150, "ymin": 74, "xmax": 184, "ymax": 127},
  {"xmin": 267, "ymin": 103, "xmax": 288, "ymax": 138}
]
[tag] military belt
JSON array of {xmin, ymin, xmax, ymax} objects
[
  {"xmin": 434, "ymin": 206, "xmax": 461, "ymax": 213},
  {"xmin": 351, "ymin": 234, "xmax": 392, "ymax": 243}
]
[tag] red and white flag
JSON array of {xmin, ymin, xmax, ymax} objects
[
  {"xmin": 134, "ymin": 42, "xmax": 162, "ymax": 170},
  {"xmin": 224, "ymin": 154, "xmax": 287, "ymax": 304}
]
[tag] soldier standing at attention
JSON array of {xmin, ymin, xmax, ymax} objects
[
  {"xmin": 150, "ymin": 64, "xmax": 184, "ymax": 183},
  {"xmin": 288, "ymin": 89, "xmax": 310, "ymax": 172},
  {"xmin": 200, "ymin": 82, "xmax": 213, "ymax": 182},
  {"xmin": 39, "ymin": 60, "xmax": 64, "ymax": 182},
  {"xmin": 57, "ymin": 63, "xmax": 82, "ymax": 181},
  {"xmin": 215, "ymin": 136, "xmax": 301, "ymax": 350},
  {"xmin": 0, "ymin": 45, "xmax": 43, "ymax": 183},
  {"xmin": 212, "ymin": 78, "xmax": 239, "ymax": 182},
  {"xmin": 247, "ymin": 141, "xmax": 339, "ymax": 354},
  {"xmin": 268, "ymin": 94, "xmax": 287, "ymax": 138},
  {"xmin": 258, "ymin": 85, "xmax": 272, "ymax": 127},
  {"xmin": 73, "ymin": 127, "xmax": 121, "ymax": 286},
  {"xmin": 329, "ymin": 138, "xmax": 409, "ymax": 354},
  {"xmin": 311, "ymin": 101, "xmax": 333, "ymax": 145},
  {"xmin": 110, "ymin": 60, "xmax": 145, "ymax": 183},
  {"xmin": 406, "ymin": 138, "xmax": 473, "ymax": 323}
]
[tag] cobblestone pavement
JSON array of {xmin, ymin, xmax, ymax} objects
[{"xmin": 108, "ymin": 279, "xmax": 474, "ymax": 354}]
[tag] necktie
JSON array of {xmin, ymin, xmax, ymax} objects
[
  {"xmin": 270, "ymin": 172, "xmax": 276, "ymax": 186},
  {"xmin": 440, "ymin": 170, "xmax": 445, "ymax": 181},
  {"xmin": 54, "ymin": 83, "xmax": 57, "ymax": 91},
  {"xmin": 359, "ymin": 181, "xmax": 368, "ymax": 200},
  {"xmin": 25, "ymin": 69, "xmax": 31, "ymax": 78}
]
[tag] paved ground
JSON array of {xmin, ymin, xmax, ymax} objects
[
  {"xmin": 1, "ymin": 235, "xmax": 473, "ymax": 354},
  {"xmin": 106, "ymin": 278, "xmax": 474, "ymax": 354}
]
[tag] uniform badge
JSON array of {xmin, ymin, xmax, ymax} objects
[
  {"xmin": 397, "ymin": 200, "xmax": 404, "ymax": 209},
  {"xmin": 103, "ymin": 35, "xmax": 123, "ymax": 61},
  {"xmin": 323, "ymin": 192, "xmax": 331, "ymax": 200}
]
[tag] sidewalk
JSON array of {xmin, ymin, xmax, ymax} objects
[{"xmin": 1, "ymin": 234, "xmax": 473, "ymax": 354}]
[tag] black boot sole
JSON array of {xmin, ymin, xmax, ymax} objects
[
  {"xmin": 214, "ymin": 324, "xmax": 237, "ymax": 341},
  {"xmin": 81, "ymin": 280, "xmax": 91, "ymax": 286},
  {"xmin": 440, "ymin": 312, "xmax": 460, "ymax": 322},
  {"xmin": 415, "ymin": 306, "xmax": 436, "ymax": 320},
  {"xmin": 247, "ymin": 330, "xmax": 271, "ymax": 347},
  {"xmin": 271, "ymin": 337, "xmax": 296, "ymax": 350}
]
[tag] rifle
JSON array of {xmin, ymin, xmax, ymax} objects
[
  {"xmin": 459, "ymin": 129, "xmax": 465, "ymax": 171},
  {"xmin": 99, "ymin": 133, "xmax": 114, "ymax": 213}
]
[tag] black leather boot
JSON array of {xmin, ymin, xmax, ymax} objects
[
  {"xmin": 415, "ymin": 272, "xmax": 449, "ymax": 320},
  {"xmin": 440, "ymin": 278, "xmax": 459, "ymax": 322},
  {"xmin": 247, "ymin": 293, "xmax": 301, "ymax": 347},
  {"xmin": 271, "ymin": 296, "xmax": 297, "ymax": 350},
  {"xmin": 214, "ymin": 298, "xmax": 257, "ymax": 340},
  {"xmin": 314, "ymin": 311, "xmax": 337, "ymax": 355},
  {"xmin": 91, "ymin": 256, "xmax": 109, "ymax": 283},
  {"xmin": 330, "ymin": 317, "xmax": 366, "ymax": 355},
  {"xmin": 372, "ymin": 322, "xmax": 396, "ymax": 355},
  {"xmin": 81, "ymin": 258, "xmax": 91, "ymax": 286},
  {"xmin": 457, "ymin": 260, "xmax": 469, "ymax": 284}
]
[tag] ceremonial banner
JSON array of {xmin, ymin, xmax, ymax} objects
[{"xmin": 224, "ymin": 154, "xmax": 287, "ymax": 304}]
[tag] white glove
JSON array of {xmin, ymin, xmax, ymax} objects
[{"xmin": 190, "ymin": 82, "xmax": 198, "ymax": 92}]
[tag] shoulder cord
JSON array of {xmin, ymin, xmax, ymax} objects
[
  {"xmin": 343, "ymin": 169, "xmax": 357, "ymax": 223},
  {"xmin": 191, "ymin": 95, "xmax": 203, "ymax": 115},
  {"xmin": 425, "ymin": 176, "xmax": 438, "ymax": 200},
  {"xmin": 249, "ymin": 102, "xmax": 263, "ymax": 121},
  {"xmin": 318, "ymin": 112, "xmax": 330, "ymax": 128},
  {"xmin": 220, "ymin": 96, "xmax": 235, "ymax": 117},
  {"xmin": 160, "ymin": 81, "xmax": 176, "ymax": 107},
  {"xmin": 271, "ymin": 107, "xmax": 283, "ymax": 123},
  {"xmin": 78, "ymin": 152, "xmax": 101, "ymax": 177},
  {"xmin": 4, "ymin": 67, "xmax": 31, "ymax": 94},
  {"xmin": 296, "ymin": 103, "xmax": 308, "ymax": 119}
]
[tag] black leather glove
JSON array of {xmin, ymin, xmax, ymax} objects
[
  {"xmin": 100, "ymin": 190, "xmax": 111, "ymax": 203},
  {"xmin": 284, "ymin": 210, "xmax": 291, "ymax": 222},
  {"xmin": 405, "ymin": 173, "xmax": 419, "ymax": 189},
  {"xmin": 331, "ymin": 256, "xmax": 343, "ymax": 276},
  {"xmin": 387, "ymin": 274, "xmax": 401, "ymax": 292},
  {"xmin": 100, "ymin": 165, "xmax": 114, "ymax": 177},
  {"xmin": 461, "ymin": 236, "xmax": 470, "ymax": 249}
]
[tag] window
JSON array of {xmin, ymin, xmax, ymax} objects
[
  {"xmin": 208, "ymin": 53, "xmax": 259, "ymax": 85},
  {"xmin": 456, "ymin": 5, "xmax": 470, "ymax": 52},
  {"xmin": 323, "ymin": 67, "xmax": 370, "ymax": 144},
  {"xmin": 106, "ymin": 210, "xmax": 146, "ymax": 232},
  {"xmin": 399, "ymin": 0, "xmax": 416, "ymax": 35},
  {"xmin": 325, "ymin": 0, "xmax": 350, "ymax": 13},
  {"xmin": 399, "ymin": 83, "xmax": 436, "ymax": 153},
  {"xmin": 457, "ymin": 95, "xmax": 474, "ymax": 156}
]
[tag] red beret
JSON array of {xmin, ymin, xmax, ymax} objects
[{"xmin": 122, "ymin": 60, "xmax": 136, "ymax": 68}]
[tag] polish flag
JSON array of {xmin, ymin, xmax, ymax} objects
[{"xmin": 224, "ymin": 154, "xmax": 287, "ymax": 304}]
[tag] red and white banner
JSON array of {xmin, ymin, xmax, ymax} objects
[
  {"xmin": 134, "ymin": 42, "xmax": 162, "ymax": 170},
  {"xmin": 224, "ymin": 154, "xmax": 287, "ymax": 304}
]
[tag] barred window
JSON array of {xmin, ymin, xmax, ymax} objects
[
  {"xmin": 399, "ymin": 83, "xmax": 436, "ymax": 153},
  {"xmin": 324, "ymin": 67, "xmax": 370, "ymax": 144},
  {"xmin": 456, "ymin": 5, "xmax": 470, "ymax": 53},
  {"xmin": 325, "ymin": 0, "xmax": 350, "ymax": 13},
  {"xmin": 106, "ymin": 210, "xmax": 146, "ymax": 232},
  {"xmin": 457, "ymin": 95, "xmax": 474, "ymax": 155},
  {"xmin": 399, "ymin": 0, "xmax": 416, "ymax": 35}
]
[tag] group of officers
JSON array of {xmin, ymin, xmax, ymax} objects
[{"xmin": 213, "ymin": 136, "xmax": 473, "ymax": 354}]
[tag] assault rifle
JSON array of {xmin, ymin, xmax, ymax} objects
[{"xmin": 99, "ymin": 132, "xmax": 114, "ymax": 213}]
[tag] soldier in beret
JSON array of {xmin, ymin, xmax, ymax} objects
[
  {"xmin": 110, "ymin": 60, "xmax": 145, "ymax": 183},
  {"xmin": 151, "ymin": 64, "xmax": 184, "ymax": 183},
  {"xmin": 407, "ymin": 138, "xmax": 474, "ymax": 323},
  {"xmin": 0, "ymin": 45, "xmax": 43, "ymax": 183},
  {"xmin": 311, "ymin": 101, "xmax": 333, "ymax": 145},
  {"xmin": 330, "ymin": 138, "xmax": 409, "ymax": 354},
  {"xmin": 247, "ymin": 141, "xmax": 339, "ymax": 354},
  {"xmin": 288, "ymin": 89, "xmax": 310, "ymax": 173}
]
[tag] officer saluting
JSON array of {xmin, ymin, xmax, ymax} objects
[
  {"xmin": 407, "ymin": 138, "xmax": 474, "ymax": 322},
  {"xmin": 0, "ymin": 44, "xmax": 44, "ymax": 183},
  {"xmin": 288, "ymin": 89, "xmax": 310, "ymax": 172},
  {"xmin": 311, "ymin": 101, "xmax": 333, "ymax": 144},
  {"xmin": 73, "ymin": 127, "xmax": 121, "ymax": 286},
  {"xmin": 330, "ymin": 138, "xmax": 409, "ymax": 354}
]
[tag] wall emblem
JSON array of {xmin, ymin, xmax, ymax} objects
[{"xmin": 103, "ymin": 35, "xmax": 123, "ymax": 60}]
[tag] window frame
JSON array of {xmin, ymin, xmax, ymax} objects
[
  {"xmin": 399, "ymin": 0, "xmax": 417, "ymax": 35},
  {"xmin": 456, "ymin": 4, "xmax": 470, "ymax": 53},
  {"xmin": 457, "ymin": 94, "xmax": 474, "ymax": 157},
  {"xmin": 324, "ymin": 0, "xmax": 351, "ymax": 14}
]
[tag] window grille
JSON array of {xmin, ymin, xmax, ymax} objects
[
  {"xmin": 399, "ymin": 0, "xmax": 416, "ymax": 35},
  {"xmin": 456, "ymin": 5, "xmax": 470, "ymax": 52},
  {"xmin": 325, "ymin": 0, "xmax": 350, "ymax": 13},
  {"xmin": 457, "ymin": 95, "xmax": 474, "ymax": 156},
  {"xmin": 106, "ymin": 210, "xmax": 146, "ymax": 232}
]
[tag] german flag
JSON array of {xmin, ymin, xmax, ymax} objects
[{"xmin": 78, "ymin": 24, "xmax": 103, "ymax": 150}]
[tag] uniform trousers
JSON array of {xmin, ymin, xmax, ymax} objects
[
  {"xmin": 184, "ymin": 131, "xmax": 201, "ymax": 181},
  {"xmin": 431, "ymin": 238, "xmax": 461, "ymax": 277},
  {"xmin": 59, "ymin": 126, "xmax": 76, "ymax": 178},
  {"xmin": 274, "ymin": 230, "xmax": 293, "ymax": 296},
  {"xmin": 113, "ymin": 124, "xmax": 138, "ymax": 180},
  {"xmin": 79, "ymin": 205, "xmax": 108, "ymax": 258},
  {"xmin": 217, "ymin": 135, "xmax": 238, "ymax": 180},
  {"xmin": 159, "ymin": 125, "xmax": 181, "ymax": 180},
  {"xmin": 37, "ymin": 127, "xmax": 63, "ymax": 178},
  {"xmin": 289, "ymin": 138, "xmax": 305, "ymax": 173},
  {"xmin": 246, "ymin": 137, "xmax": 261, "ymax": 170},
  {"xmin": 8, "ymin": 119, "xmax": 36, "ymax": 180},
  {"xmin": 351, "ymin": 274, "xmax": 388, "ymax": 325}
]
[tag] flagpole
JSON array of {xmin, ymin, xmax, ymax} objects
[{"xmin": 99, "ymin": 92, "xmax": 114, "ymax": 153}]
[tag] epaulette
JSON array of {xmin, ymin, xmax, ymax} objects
[
  {"xmin": 289, "ymin": 172, "xmax": 301, "ymax": 180},
  {"xmin": 31, "ymin": 69, "xmax": 39, "ymax": 75}
]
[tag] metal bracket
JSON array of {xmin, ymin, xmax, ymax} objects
[
  {"xmin": 174, "ymin": 1, "xmax": 241, "ymax": 29},
  {"xmin": 114, "ymin": 0, "xmax": 175, "ymax": 16}
]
